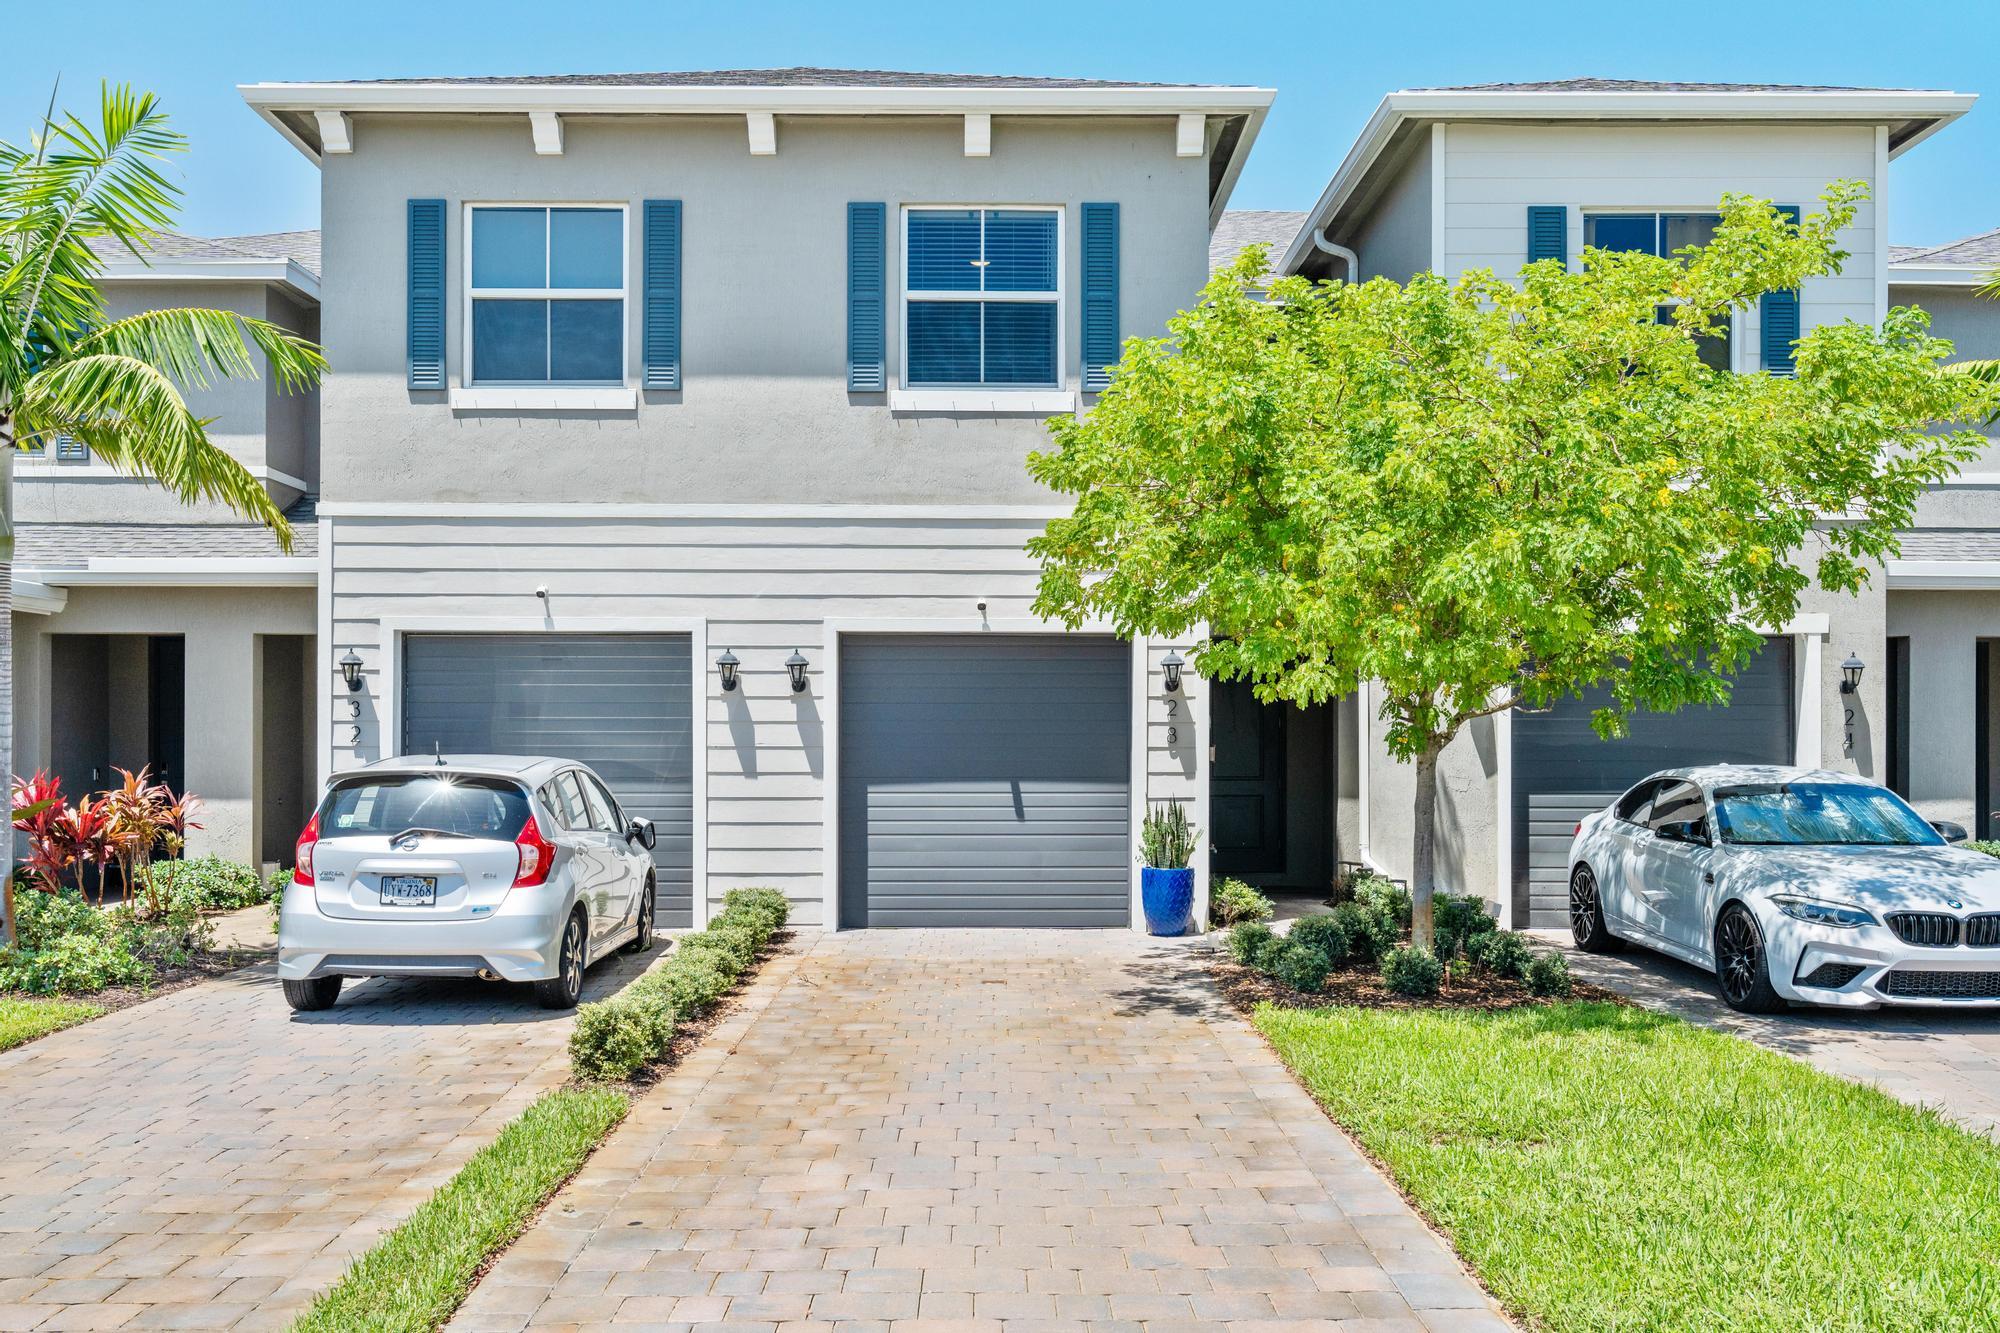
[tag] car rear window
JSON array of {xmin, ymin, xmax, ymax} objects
[{"xmin": 320, "ymin": 774, "xmax": 532, "ymax": 839}]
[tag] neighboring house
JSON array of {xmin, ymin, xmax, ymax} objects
[
  {"xmin": 10, "ymin": 231, "xmax": 321, "ymax": 866},
  {"xmin": 236, "ymin": 67, "xmax": 1275, "ymax": 929}
]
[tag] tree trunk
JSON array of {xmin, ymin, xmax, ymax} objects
[
  {"xmin": 1409, "ymin": 739, "xmax": 1441, "ymax": 953},
  {"xmin": 1, "ymin": 446, "xmax": 15, "ymax": 949}
]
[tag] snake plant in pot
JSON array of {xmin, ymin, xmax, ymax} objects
[{"xmin": 1139, "ymin": 801, "xmax": 1199, "ymax": 935}]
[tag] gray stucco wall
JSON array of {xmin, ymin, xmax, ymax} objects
[
  {"xmin": 317, "ymin": 113, "xmax": 1210, "ymax": 504},
  {"xmin": 1351, "ymin": 134, "xmax": 1433, "ymax": 283},
  {"xmin": 1885, "ymin": 588, "xmax": 2000, "ymax": 828}
]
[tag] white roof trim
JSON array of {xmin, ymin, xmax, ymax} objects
[
  {"xmin": 1886, "ymin": 559, "xmax": 2000, "ymax": 590},
  {"xmin": 13, "ymin": 579, "xmax": 67, "ymax": 615},
  {"xmin": 93, "ymin": 256, "xmax": 320, "ymax": 302},
  {"xmin": 1889, "ymin": 262, "xmax": 1992, "ymax": 288},
  {"xmin": 32, "ymin": 557, "xmax": 317, "ymax": 588},
  {"xmin": 1278, "ymin": 88, "xmax": 1976, "ymax": 276}
]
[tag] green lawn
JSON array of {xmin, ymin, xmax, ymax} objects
[
  {"xmin": 1257, "ymin": 1002, "xmax": 2000, "ymax": 1333},
  {"xmin": 0, "ymin": 996, "xmax": 102, "ymax": 1052},
  {"xmin": 290, "ymin": 1086, "xmax": 628, "ymax": 1333}
]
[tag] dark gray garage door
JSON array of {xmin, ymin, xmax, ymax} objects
[
  {"xmin": 1513, "ymin": 638, "xmax": 1795, "ymax": 927},
  {"xmin": 839, "ymin": 635, "xmax": 1131, "ymax": 928},
  {"xmin": 401, "ymin": 633, "xmax": 695, "ymax": 926}
]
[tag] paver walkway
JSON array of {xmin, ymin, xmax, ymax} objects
[
  {"xmin": 1539, "ymin": 932, "xmax": 2000, "ymax": 1140},
  {"xmin": 0, "ymin": 949, "xmax": 655, "ymax": 1331},
  {"xmin": 454, "ymin": 929, "xmax": 1508, "ymax": 1333}
]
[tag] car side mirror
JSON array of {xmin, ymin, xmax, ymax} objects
[
  {"xmin": 1931, "ymin": 820, "xmax": 1969, "ymax": 844},
  {"xmin": 1659, "ymin": 819, "xmax": 1709, "ymax": 846},
  {"xmin": 627, "ymin": 817, "xmax": 657, "ymax": 851}
]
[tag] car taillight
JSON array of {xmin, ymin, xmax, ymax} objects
[
  {"xmin": 513, "ymin": 815, "xmax": 556, "ymax": 888},
  {"xmin": 294, "ymin": 812, "xmax": 319, "ymax": 886}
]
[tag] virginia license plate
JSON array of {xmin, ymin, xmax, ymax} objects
[{"xmin": 380, "ymin": 875, "xmax": 437, "ymax": 906}]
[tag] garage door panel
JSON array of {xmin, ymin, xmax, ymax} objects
[
  {"xmin": 402, "ymin": 634, "xmax": 695, "ymax": 927},
  {"xmin": 840, "ymin": 635, "xmax": 1131, "ymax": 928}
]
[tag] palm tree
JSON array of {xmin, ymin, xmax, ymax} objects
[
  {"xmin": 1949, "ymin": 270, "xmax": 2000, "ymax": 416},
  {"xmin": 0, "ymin": 84, "xmax": 325, "ymax": 945}
]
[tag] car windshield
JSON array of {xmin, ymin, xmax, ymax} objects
[
  {"xmin": 320, "ymin": 774, "xmax": 532, "ymax": 839},
  {"xmin": 1711, "ymin": 783, "xmax": 1942, "ymax": 847}
]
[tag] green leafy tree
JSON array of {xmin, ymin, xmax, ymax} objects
[
  {"xmin": 0, "ymin": 85, "xmax": 325, "ymax": 945},
  {"xmin": 1027, "ymin": 184, "xmax": 1996, "ymax": 949},
  {"xmin": 1946, "ymin": 269, "xmax": 2000, "ymax": 419}
]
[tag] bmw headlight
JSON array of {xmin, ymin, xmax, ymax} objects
[{"xmin": 1772, "ymin": 896, "xmax": 1876, "ymax": 929}]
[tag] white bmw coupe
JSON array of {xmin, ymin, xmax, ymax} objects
[{"xmin": 1566, "ymin": 765, "xmax": 2000, "ymax": 1012}]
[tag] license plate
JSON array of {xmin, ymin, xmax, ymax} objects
[{"xmin": 380, "ymin": 875, "xmax": 437, "ymax": 906}]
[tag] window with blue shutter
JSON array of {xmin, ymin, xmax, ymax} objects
[
  {"xmin": 1081, "ymin": 202, "xmax": 1119, "ymax": 392},
  {"xmin": 407, "ymin": 199, "xmax": 446, "ymax": 389},
  {"xmin": 643, "ymin": 200, "xmax": 682, "ymax": 390},
  {"xmin": 1761, "ymin": 205, "xmax": 1802, "ymax": 375},
  {"xmin": 467, "ymin": 205, "xmax": 626, "ymax": 385},
  {"xmin": 905, "ymin": 207, "xmax": 1060, "ymax": 388},
  {"xmin": 1526, "ymin": 205, "xmax": 1568, "ymax": 267},
  {"xmin": 848, "ymin": 203, "xmax": 886, "ymax": 392}
]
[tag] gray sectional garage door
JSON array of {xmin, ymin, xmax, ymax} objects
[
  {"xmin": 839, "ymin": 635, "xmax": 1131, "ymax": 928},
  {"xmin": 1512, "ymin": 638, "xmax": 1794, "ymax": 927},
  {"xmin": 401, "ymin": 634, "xmax": 695, "ymax": 926}
]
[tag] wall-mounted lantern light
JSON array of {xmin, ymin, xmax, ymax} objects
[
  {"xmin": 339, "ymin": 649, "xmax": 364, "ymax": 693},
  {"xmin": 1840, "ymin": 652, "xmax": 1866, "ymax": 694},
  {"xmin": 1161, "ymin": 649, "xmax": 1185, "ymax": 694},
  {"xmin": 785, "ymin": 649, "xmax": 810, "ymax": 693},
  {"xmin": 716, "ymin": 649, "xmax": 741, "ymax": 693}
]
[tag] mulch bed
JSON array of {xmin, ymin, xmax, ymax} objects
[
  {"xmin": 2, "ymin": 944, "xmax": 273, "ymax": 1018},
  {"xmin": 1212, "ymin": 955, "xmax": 1628, "ymax": 1014}
]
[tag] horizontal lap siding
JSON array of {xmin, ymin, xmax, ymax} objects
[{"xmin": 328, "ymin": 513, "xmax": 1183, "ymax": 929}]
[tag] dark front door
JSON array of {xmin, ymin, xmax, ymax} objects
[
  {"xmin": 1210, "ymin": 679, "xmax": 1286, "ymax": 875},
  {"xmin": 147, "ymin": 636, "xmax": 185, "ymax": 790}
]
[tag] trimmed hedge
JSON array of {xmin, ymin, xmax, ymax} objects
[{"xmin": 568, "ymin": 887, "xmax": 789, "ymax": 1082}]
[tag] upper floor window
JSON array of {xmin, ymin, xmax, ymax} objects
[
  {"xmin": 1585, "ymin": 211, "xmax": 1732, "ymax": 373},
  {"xmin": 904, "ymin": 207, "xmax": 1060, "ymax": 389},
  {"xmin": 468, "ymin": 205, "xmax": 625, "ymax": 385}
]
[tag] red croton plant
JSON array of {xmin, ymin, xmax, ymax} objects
[{"xmin": 8, "ymin": 768, "xmax": 203, "ymax": 926}]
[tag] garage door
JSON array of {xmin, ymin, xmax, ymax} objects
[
  {"xmin": 1513, "ymin": 638, "xmax": 1795, "ymax": 928},
  {"xmin": 401, "ymin": 634, "xmax": 694, "ymax": 926},
  {"xmin": 839, "ymin": 635, "xmax": 1131, "ymax": 928}
]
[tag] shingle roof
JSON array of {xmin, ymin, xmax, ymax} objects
[
  {"xmin": 1413, "ymin": 78, "xmax": 1925, "ymax": 94},
  {"xmin": 346, "ymin": 66, "xmax": 1197, "ymax": 89},
  {"xmin": 16, "ymin": 495, "xmax": 318, "ymax": 569},
  {"xmin": 1210, "ymin": 211, "xmax": 1307, "ymax": 276},
  {"xmin": 1896, "ymin": 529, "xmax": 2000, "ymax": 560},
  {"xmin": 1891, "ymin": 227, "xmax": 2000, "ymax": 269},
  {"xmin": 87, "ymin": 230, "xmax": 321, "ymax": 279}
]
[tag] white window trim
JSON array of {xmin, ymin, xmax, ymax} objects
[
  {"xmin": 1579, "ymin": 208, "xmax": 1745, "ymax": 374},
  {"xmin": 460, "ymin": 201, "xmax": 631, "ymax": 394},
  {"xmin": 899, "ymin": 204, "xmax": 1067, "ymax": 400}
]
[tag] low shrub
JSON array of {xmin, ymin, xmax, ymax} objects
[
  {"xmin": 1227, "ymin": 921, "xmax": 1275, "ymax": 967},
  {"xmin": 144, "ymin": 857, "xmax": 270, "ymax": 913},
  {"xmin": 1249, "ymin": 931, "xmax": 1290, "ymax": 974},
  {"xmin": 1963, "ymin": 840, "xmax": 2000, "ymax": 860},
  {"xmin": 1467, "ymin": 929, "xmax": 1535, "ymax": 980},
  {"xmin": 1210, "ymin": 877, "xmax": 1274, "ymax": 927},
  {"xmin": 1272, "ymin": 942, "xmax": 1332, "ymax": 994},
  {"xmin": 1287, "ymin": 913, "xmax": 1351, "ymax": 963},
  {"xmin": 0, "ymin": 931, "xmax": 151, "ymax": 994},
  {"xmin": 1381, "ymin": 944, "xmax": 1444, "ymax": 998},
  {"xmin": 0, "ymin": 888, "xmax": 157, "ymax": 995},
  {"xmin": 1434, "ymin": 893, "xmax": 1497, "ymax": 961},
  {"xmin": 268, "ymin": 868, "xmax": 294, "ymax": 931},
  {"xmin": 1525, "ymin": 951, "xmax": 1574, "ymax": 999},
  {"xmin": 1353, "ymin": 876, "xmax": 1413, "ymax": 931},
  {"xmin": 1332, "ymin": 901, "xmax": 1399, "ymax": 963},
  {"xmin": 568, "ymin": 887, "xmax": 791, "ymax": 1082}
]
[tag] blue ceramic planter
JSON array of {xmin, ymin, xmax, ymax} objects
[{"xmin": 1141, "ymin": 866, "xmax": 1196, "ymax": 936}]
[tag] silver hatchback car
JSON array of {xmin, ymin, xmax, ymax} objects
[{"xmin": 277, "ymin": 755, "xmax": 658, "ymax": 1012}]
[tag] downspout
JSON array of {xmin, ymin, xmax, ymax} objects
[{"xmin": 1311, "ymin": 228, "xmax": 1359, "ymax": 282}]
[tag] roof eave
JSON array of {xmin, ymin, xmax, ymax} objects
[
  {"xmin": 1888, "ymin": 263, "xmax": 1993, "ymax": 288},
  {"xmin": 94, "ymin": 256, "xmax": 320, "ymax": 303}
]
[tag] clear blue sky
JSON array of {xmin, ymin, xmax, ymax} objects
[{"xmin": 13, "ymin": 0, "xmax": 1997, "ymax": 248}]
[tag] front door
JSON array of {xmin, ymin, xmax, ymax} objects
[{"xmin": 1211, "ymin": 680, "xmax": 1286, "ymax": 876}]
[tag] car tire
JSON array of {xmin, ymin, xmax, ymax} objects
[
  {"xmin": 1569, "ymin": 864, "xmax": 1625, "ymax": 953},
  {"xmin": 623, "ymin": 882, "xmax": 655, "ymax": 954},
  {"xmin": 534, "ymin": 911, "xmax": 587, "ymax": 1010},
  {"xmin": 282, "ymin": 976, "xmax": 342, "ymax": 1012},
  {"xmin": 1715, "ymin": 902, "xmax": 1785, "ymax": 1013}
]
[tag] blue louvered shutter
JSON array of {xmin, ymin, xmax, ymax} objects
[
  {"xmin": 642, "ymin": 200, "xmax": 683, "ymax": 390},
  {"xmin": 1526, "ymin": 206, "xmax": 1568, "ymax": 268},
  {"xmin": 1761, "ymin": 204, "xmax": 1802, "ymax": 376},
  {"xmin": 848, "ymin": 202, "xmax": 886, "ymax": 392},
  {"xmin": 1081, "ymin": 202, "xmax": 1120, "ymax": 393},
  {"xmin": 407, "ymin": 199, "xmax": 446, "ymax": 389}
]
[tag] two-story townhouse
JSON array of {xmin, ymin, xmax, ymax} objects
[
  {"xmin": 1235, "ymin": 79, "xmax": 1981, "ymax": 929},
  {"xmin": 11, "ymin": 231, "xmax": 322, "ymax": 865},
  {"xmin": 238, "ymin": 68, "xmax": 1274, "ymax": 930}
]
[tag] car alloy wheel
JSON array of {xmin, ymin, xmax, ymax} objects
[
  {"xmin": 536, "ymin": 912, "xmax": 587, "ymax": 1010},
  {"xmin": 626, "ymin": 887, "xmax": 654, "ymax": 954},
  {"xmin": 1715, "ymin": 903, "xmax": 1782, "ymax": 1012},
  {"xmin": 1569, "ymin": 867, "xmax": 1599, "ymax": 942}
]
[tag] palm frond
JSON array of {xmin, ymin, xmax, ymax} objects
[
  {"xmin": 14, "ymin": 353, "xmax": 293, "ymax": 549},
  {"xmin": 1980, "ymin": 268, "xmax": 2000, "ymax": 302},
  {"xmin": 79, "ymin": 307, "xmax": 327, "ymax": 393}
]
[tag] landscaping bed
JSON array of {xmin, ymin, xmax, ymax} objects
[{"xmin": 1213, "ymin": 951, "xmax": 1625, "ymax": 1013}]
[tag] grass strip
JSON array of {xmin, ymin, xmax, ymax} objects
[
  {"xmin": 289, "ymin": 1085, "xmax": 628, "ymax": 1333},
  {"xmin": 1257, "ymin": 1001, "xmax": 2000, "ymax": 1333},
  {"xmin": 0, "ymin": 996, "xmax": 102, "ymax": 1053}
]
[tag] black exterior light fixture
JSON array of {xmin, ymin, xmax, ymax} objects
[
  {"xmin": 785, "ymin": 649, "xmax": 811, "ymax": 693},
  {"xmin": 1160, "ymin": 649, "xmax": 1185, "ymax": 694},
  {"xmin": 716, "ymin": 648, "xmax": 741, "ymax": 693},
  {"xmin": 339, "ymin": 649, "xmax": 364, "ymax": 692},
  {"xmin": 1840, "ymin": 652, "xmax": 1866, "ymax": 695}
]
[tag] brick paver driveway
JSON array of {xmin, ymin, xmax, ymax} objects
[
  {"xmin": 454, "ymin": 930, "xmax": 1508, "ymax": 1333},
  {"xmin": 0, "ymin": 951, "xmax": 654, "ymax": 1331},
  {"xmin": 1542, "ymin": 933, "xmax": 2000, "ymax": 1140}
]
